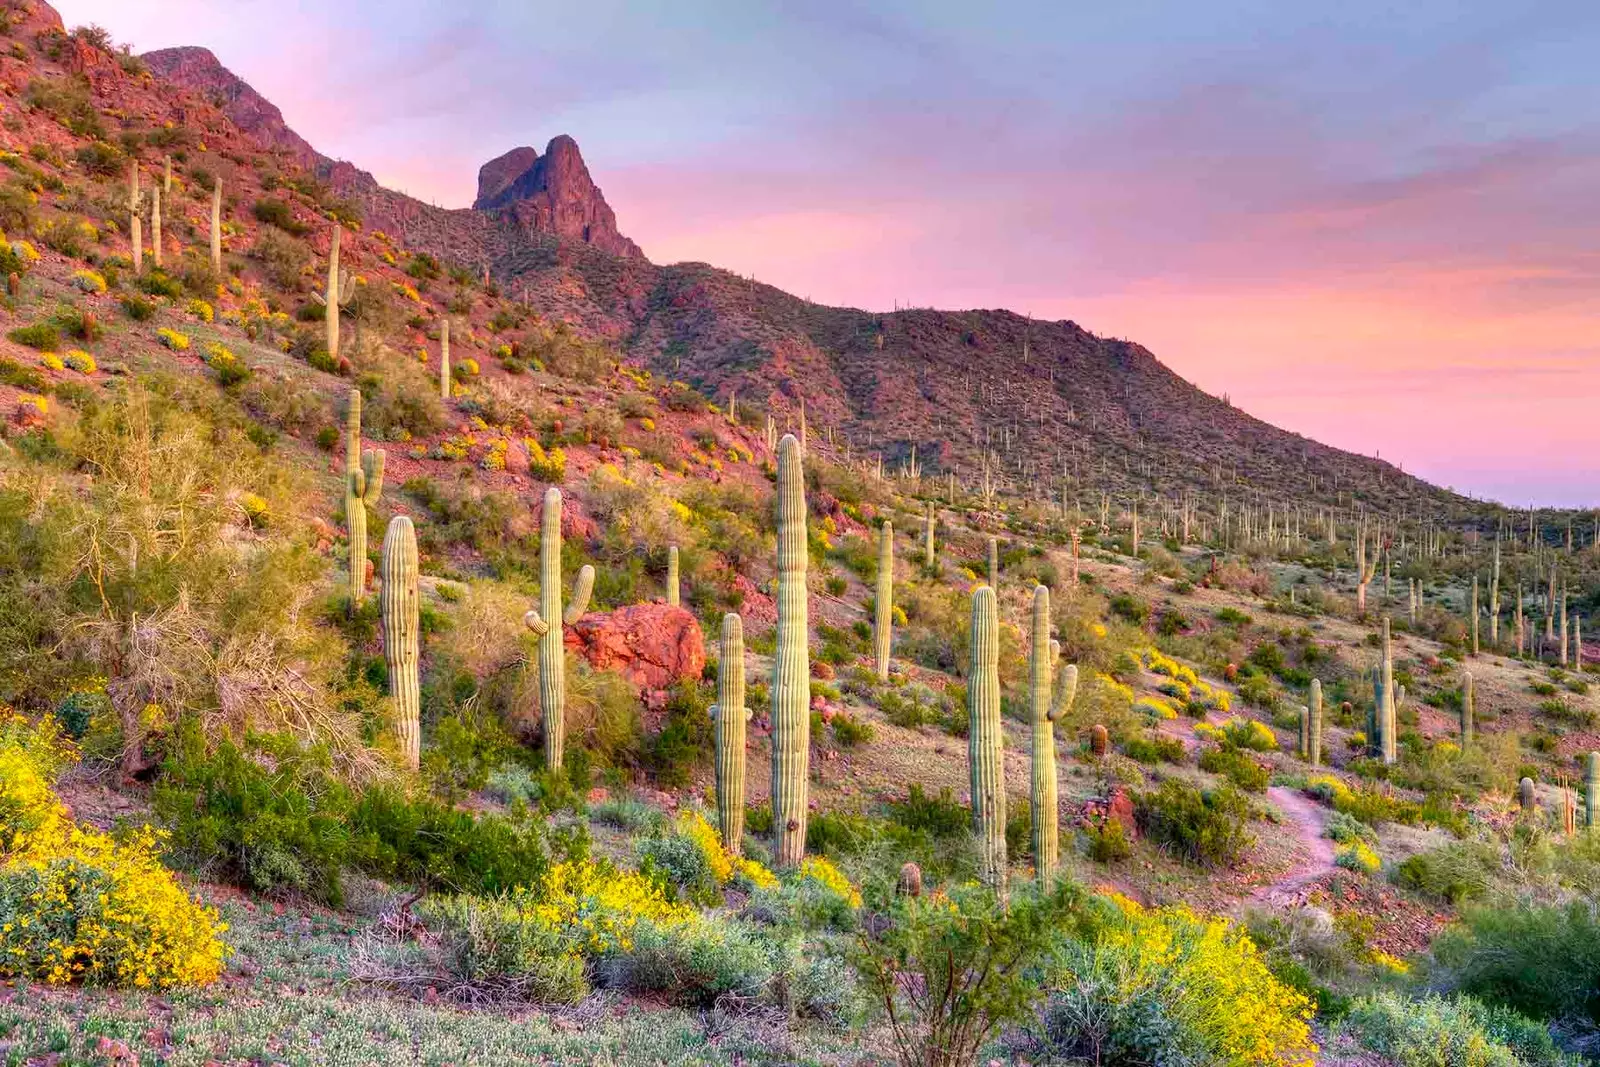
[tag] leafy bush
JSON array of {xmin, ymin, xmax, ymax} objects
[
  {"xmin": 1340, "ymin": 991, "xmax": 1574, "ymax": 1067},
  {"xmin": 1429, "ymin": 901, "xmax": 1600, "ymax": 1025},
  {"xmin": 252, "ymin": 198, "xmax": 307, "ymax": 235},
  {"xmin": 1392, "ymin": 840, "xmax": 1496, "ymax": 904},
  {"xmin": 854, "ymin": 880, "xmax": 1082, "ymax": 1067},
  {"xmin": 886, "ymin": 784, "xmax": 970, "ymax": 839},
  {"xmin": 1199, "ymin": 745, "xmax": 1271, "ymax": 792},
  {"xmin": 601, "ymin": 913, "xmax": 784, "ymax": 1006},
  {"xmin": 8, "ymin": 322, "xmax": 58, "ymax": 350},
  {"xmin": 1124, "ymin": 732, "xmax": 1188, "ymax": 764},
  {"xmin": 1136, "ymin": 780, "xmax": 1256, "ymax": 867},
  {"xmin": 1037, "ymin": 895, "xmax": 1317, "ymax": 1067}
]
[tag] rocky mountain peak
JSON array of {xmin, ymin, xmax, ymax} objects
[{"xmin": 471, "ymin": 135, "xmax": 641, "ymax": 259}]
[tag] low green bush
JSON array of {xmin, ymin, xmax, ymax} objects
[
  {"xmin": 1340, "ymin": 991, "xmax": 1574, "ymax": 1067},
  {"xmin": 1198, "ymin": 745, "xmax": 1270, "ymax": 792},
  {"xmin": 1428, "ymin": 901, "xmax": 1600, "ymax": 1026},
  {"xmin": 1135, "ymin": 780, "xmax": 1255, "ymax": 867}
]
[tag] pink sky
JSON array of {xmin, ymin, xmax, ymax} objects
[{"xmin": 71, "ymin": 0, "xmax": 1600, "ymax": 506}]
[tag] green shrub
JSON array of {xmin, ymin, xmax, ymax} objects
[
  {"xmin": 600, "ymin": 914, "xmax": 784, "ymax": 1006},
  {"xmin": 120, "ymin": 294, "xmax": 156, "ymax": 321},
  {"xmin": 886, "ymin": 784, "xmax": 969, "ymax": 839},
  {"xmin": 252, "ymin": 198, "xmax": 307, "ymax": 235},
  {"xmin": 1340, "ymin": 991, "xmax": 1573, "ymax": 1067},
  {"xmin": 1135, "ymin": 780, "xmax": 1255, "ymax": 867},
  {"xmin": 8, "ymin": 322, "xmax": 58, "ymax": 350},
  {"xmin": 831, "ymin": 712, "xmax": 875, "ymax": 747},
  {"xmin": 1198, "ymin": 745, "xmax": 1270, "ymax": 792},
  {"xmin": 645, "ymin": 679, "xmax": 712, "ymax": 789},
  {"xmin": 1123, "ymin": 733, "xmax": 1187, "ymax": 764},
  {"xmin": 1429, "ymin": 901, "xmax": 1600, "ymax": 1025},
  {"xmin": 416, "ymin": 892, "xmax": 587, "ymax": 1005}
]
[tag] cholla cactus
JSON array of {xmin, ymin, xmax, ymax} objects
[
  {"xmin": 708, "ymin": 613, "xmax": 750, "ymax": 854},
  {"xmin": 439, "ymin": 318, "xmax": 451, "ymax": 399},
  {"xmin": 521, "ymin": 488, "xmax": 596, "ymax": 772},
  {"xmin": 968, "ymin": 585, "xmax": 1006, "ymax": 892},
  {"xmin": 666, "ymin": 544, "xmax": 680, "ymax": 607},
  {"xmin": 344, "ymin": 388, "xmax": 387, "ymax": 607},
  {"xmin": 1309, "ymin": 678, "xmax": 1323, "ymax": 766},
  {"xmin": 1029, "ymin": 585, "xmax": 1077, "ymax": 886},
  {"xmin": 875, "ymin": 521, "xmax": 893, "ymax": 680},
  {"xmin": 1460, "ymin": 672, "xmax": 1474, "ymax": 747},
  {"xmin": 770, "ymin": 434, "xmax": 811, "ymax": 867},
  {"xmin": 380, "ymin": 516, "xmax": 421, "ymax": 771},
  {"xmin": 209, "ymin": 179, "xmax": 223, "ymax": 273}
]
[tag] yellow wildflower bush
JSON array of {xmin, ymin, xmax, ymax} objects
[
  {"xmin": 677, "ymin": 811, "xmax": 777, "ymax": 891},
  {"xmin": 38, "ymin": 352, "xmax": 63, "ymax": 371},
  {"xmin": 1145, "ymin": 649, "xmax": 1199, "ymax": 687},
  {"xmin": 797, "ymin": 855, "xmax": 861, "ymax": 909},
  {"xmin": 1043, "ymin": 895, "xmax": 1316, "ymax": 1067},
  {"xmin": 0, "ymin": 713, "xmax": 228, "ymax": 989},
  {"xmin": 70, "ymin": 269, "xmax": 106, "ymax": 293},
  {"xmin": 1334, "ymin": 840, "xmax": 1381, "ymax": 874},
  {"xmin": 156, "ymin": 327, "xmax": 189, "ymax": 351},
  {"xmin": 63, "ymin": 350, "xmax": 95, "ymax": 374},
  {"xmin": 1136, "ymin": 694, "xmax": 1180, "ymax": 721},
  {"xmin": 186, "ymin": 298, "xmax": 214, "ymax": 323}
]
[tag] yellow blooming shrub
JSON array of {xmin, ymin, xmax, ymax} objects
[
  {"xmin": 1334, "ymin": 840, "xmax": 1381, "ymax": 874},
  {"xmin": 797, "ymin": 855, "xmax": 862, "ymax": 909},
  {"xmin": 70, "ymin": 269, "xmax": 106, "ymax": 294},
  {"xmin": 156, "ymin": 327, "xmax": 190, "ymax": 351},
  {"xmin": 186, "ymin": 299, "xmax": 214, "ymax": 323},
  {"xmin": 63, "ymin": 350, "xmax": 95, "ymax": 374},
  {"xmin": 677, "ymin": 812, "xmax": 777, "ymax": 891},
  {"xmin": 0, "ymin": 713, "xmax": 227, "ymax": 989},
  {"xmin": 38, "ymin": 352, "xmax": 64, "ymax": 372}
]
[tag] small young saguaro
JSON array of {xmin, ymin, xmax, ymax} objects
[
  {"xmin": 1587, "ymin": 752, "xmax": 1598, "ymax": 831},
  {"xmin": 380, "ymin": 515, "xmax": 421, "ymax": 771},
  {"xmin": 1308, "ymin": 678, "xmax": 1323, "ymax": 766},
  {"xmin": 968, "ymin": 584, "xmax": 1007, "ymax": 893},
  {"xmin": 1461, "ymin": 672, "xmax": 1475, "ymax": 746},
  {"xmin": 987, "ymin": 536, "xmax": 999, "ymax": 588},
  {"xmin": 874, "ymin": 520, "xmax": 893, "ymax": 680},
  {"xmin": 708, "ymin": 613, "xmax": 750, "ymax": 854},
  {"xmin": 209, "ymin": 179, "xmax": 223, "ymax": 273},
  {"xmin": 344, "ymin": 388, "xmax": 386, "ymax": 607},
  {"xmin": 666, "ymin": 544, "xmax": 680, "ymax": 607},
  {"xmin": 770, "ymin": 434, "xmax": 811, "ymax": 867},
  {"xmin": 521, "ymin": 488, "xmax": 595, "ymax": 772},
  {"xmin": 439, "ymin": 318, "xmax": 451, "ymax": 400}
]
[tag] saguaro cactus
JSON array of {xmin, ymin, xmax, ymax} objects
[
  {"xmin": 875, "ymin": 521, "xmax": 894, "ymax": 680},
  {"xmin": 1461, "ymin": 672, "xmax": 1474, "ymax": 746},
  {"xmin": 924, "ymin": 502, "xmax": 935, "ymax": 567},
  {"xmin": 708, "ymin": 613, "xmax": 750, "ymax": 854},
  {"xmin": 521, "ymin": 488, "xmax": 596, "ymax": 772},
  {"xmin": 344, "ymin": 388, "xmax": 386, "ymax": 606},
  {"xmin": 770, "ymin": 434, "xmax": 811, "ymax": 867},
  {"xmin": 380, "ymin": 516, "xmax": 421, "ymax": 771},
  {"xmin": 987, "ymin": 537, "xmax": 999, "ymax": 588},
  {"xmin": 1469, "ymin": 575, "xmax": 1480, "ymax": 656},
  {"xmin": 968, "ymin": 585, "xmax": 1007, "ymax": 892},
  {"xmin": 129, "ymin": 161, "xmax": 142, "ymax": 274},
  {"xmin": 439, "ymin": 318, "xmax": 451, "ymax": 400},
  {"xmin": 209, "ymin": 179, "xmax": 223, "ymax": 273},
  {"xmin": 1028, "ymin": 585, "xmax": 1077, "ymax": 886},
  {"xmin": 1586, "ymin": 751, "xmax": 1598, "ymax": 830},
  {"xmin": 1379, "ymin": 618, "xmax": 1398, "ymax": 765},
  {"xmin": 325, "ymin": 224, "xmax": 344, "ymax": 361},
  {"xmin": 150, "ymin": 185, "xmax": 162, "ymax": 268},
  {"xmin": 666, "ymin": 545, "xmax": 680, "ymax": 607},
  {"xmin": 1299, "ymin": 704, "xmax": 1312, "ymax": 760},
  {"xmin": 1309, "ymin": 678, "xmax": 1323, "ymax": 766}
]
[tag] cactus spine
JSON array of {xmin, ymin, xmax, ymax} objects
[
  {"xmin": 344, "ymin": 388, "xmax": 386, "ymax": 606},
  {"xmin": 1461, "ymin": 672, "xmax": 1474, "ymax": 746},
  {"xmin": 209, "ymin": 179, "xmax": 223, "ymax": 273},
  {"xmin": 439, "ymin": 318, "xmax": 451, "ymax": 400},
  {"xmin": 875, "ymin": 521, "xmax": 893, "ymax": 680},
  {"xmin": 968, "ymin": 585, "xmax": 1007, "ymax": 892},
  {"xmin": 770, "ymin": 435, "xmax": 811, "ymax": 867},
  {"xmin": 987, "ymin": 536, "xmax": 999, "ymax": 588},
  {"xmin": 129, "ymin": 161, "xmax": 142, "ymax": 274},
  {"xmin": 150, "ymin": 184, "xmax": 162, "ymax": 267},
  {"xmin": 326, "ymin": 224, "xmax": 343, "ymax": 362},
  {"xmin": 520, "ymin": 488, "xmax": 595, "ymax": 772},
  {"xmin": 380, "ymin": 516, "xmax": 420, "ymax": 771},
  {"xmin": 666, "ymin": 544, "xmax": 680, "ymax": 607},
  {"xmin": 1029, "ymin": 585, "xmax": 1077, "ymax": 886},
  {"xmin": 709, "ymin": 614, "xmax": 750, "ymax": 854},
  {"xmin": 1309, "ymin": 678, "xmax": 1323, "ymax": 766},
  {"xmin": 1586, "ymin": 751, "xmax": 1598, "ymax": 830}
]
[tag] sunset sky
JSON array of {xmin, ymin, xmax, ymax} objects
[{"xmin": 75, "ymin": 1, "xmax": 1600, "ymax": 507}]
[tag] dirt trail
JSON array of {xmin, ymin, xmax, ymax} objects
[{"xmin": 1252, "ymin": 785, "xmax": 1338, "ymax": 906}]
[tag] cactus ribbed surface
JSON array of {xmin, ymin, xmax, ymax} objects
[
  {"xmin": 896, "ymin": 862, "xmax": 923, "ymax": 898},
  {"xmin": 129, "ymin": 162, "xmax": 142, "ymax": 274},
  {"xmin": 150, "ymin": 185, "xmax": 162, "ymax": 267},
  {"xmin": 875, "ymin": 521, "xmax": 893, "ymax": 680},
  {"xmin": 1379, "ymin": 618, "xmax": 1397, "ymax": 765},
  {"xmin": 344, "ymin": 388, "xmax": 386, "ymax": 606},
  {"xmin": 1309, "ymin": 678, "xmax": 1323, "ymax": 766},
  {"xmin": 1090, "ymin": 723, "xmax": 1109, "ymax": 758},
  {"xmin": 666, "ymin": 544, "xmax": 680, "ymax": 607},
  {"xmin": 1587, "ymin": 752, "xmax": 1598, "ymax": 830},
  {"xmin": 380, "ymin": 516, "xmax": 420, "ymax": 771},
  {"xmin": 987, "ymin": 537, "xmax": 999, "ymax": 588},
  {"xmin": 326, "ymin": 225, "xmax": 343, "ymax": 362},
  {"xmin": 521, "ymin": 488, "xmax": 595, "ymax": 772},
  {"xmin": 770, "ymin": 434, "xmax": 811, "ymax": 867},
  {"xmin": 924, "ymin": 503, "xmax": 935, "ymax": 567},
  {"xmin": 1470, "ymin": 575, "xmax": 1479, "ymax": 656},
  {"xmin": 709, "ymin": 613, "xmax": 750, "ymax": 854},
  {"xmin": 209, "ymin": 179, "xmax": 223, "ymax": 273},
  {"xmin": 1299, "ymin": 704, "xmax": 1311, "ymax": 760},
  {"xmin": 1461, "ymin": 672, "xmax": 1474, "ymax": 747},
  {"xmin": 1028, "ymin": 585, "xmax": 1077, "ymax": 886},
  {"xmin": 1520, "ymin": 776, "xmax": 1536, "ymax": 815},
  {"xmin": 968, "ymin": 585, "xmax": 1007, "ymax": 892},
  {"xmin": 439, "ymin": 319, "xmax": 451, "ymax": 400}
]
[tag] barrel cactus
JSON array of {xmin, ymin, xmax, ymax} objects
[
  {"xmin": 968, "ymin": 584, "xmax": 1007, "ymax": 892},
  {"xmin": 521, "ymin": 488, "xmax": 596, "ymax": 772},
  {"xmin": 708, "ymin": 613, "xmax": 750, "ymax": 854},
  {"xmin": 896, "ymin": 861, "xmax": 923, "ymax": 898},
  {"xmin": 770, "ymin": 434, "xmax": 811, "ymax": 867},
  {"xmin": 344, "ymin": 388, "xmax": 386, "ymax": 607},
  {"xmin": 875, "ymin": 520, "xmax": 893, "ymax": 680},
  {"xmin": 1519, "ymin": 776, "xmax": 1536, "ymax": 815},
  {"xmin": 666, "ymin": 544, "xmax": 680, "ymax": 607},
  {"xmin": 380, "ymin": 515, "xmax": 420, "ymax": 771},
  {"xmin": 1028, "ymin": 585, "xmax": 1077, "ymax": 886},
  {"xmin": 1090, "ymin": 723, "xmax": 1109, "ymax": 758}
]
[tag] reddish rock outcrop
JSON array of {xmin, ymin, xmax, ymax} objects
[
  {"xmin": 472, "ymin": 136, "xmax": 642, "ymax": 259},
  {"xmin": 565, "ymin": 603, "xmax": 705, "ymax": 691}
]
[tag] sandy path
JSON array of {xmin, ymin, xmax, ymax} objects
[{"xmin": 1252, "ymin": 785, "xmax": 1338, "ymax": 906}]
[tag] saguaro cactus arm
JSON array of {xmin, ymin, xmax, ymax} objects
[
  {"xmin": 1049, "ymin": 663, "xmax": 1079, "ymax": 723},
  {"xmin": 564, "ymin": 565, "xmax": 595, "ymax": 624}
]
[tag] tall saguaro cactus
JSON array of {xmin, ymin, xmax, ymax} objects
[
  {"xmin": 129, "ymin": 161, "xmax": 142, "ymax": 274},
  {"xmin": 771, "ymin": 434, "xmax": 811, "ymax": 867},
  {"xmin": 1461, "ymin": 672, "xmax": 1475, "ymax": 746},
  {"xmin": 521, "ymin": 488, "xmax": 596, "ymax": 772},
  {"xmin": 439, "ymin": 318, "xmax": 451, "ymax": 400},
  {"xmin": 987, "ymin": 537, "xmax": 999, "ymax": 588},
  {"xmin": 924, "ymin": 502, "xmax": 935, "ymax": 567},
  {"xmin": 325, "ymin": 224, "xmax": 344, "ymax": 362},
  {"xmin": 1586, "ymin": 751, "xmax": 1598, "ymax": 831},
  {"xmin": 381, "ymin": 516, "xmax": 421, "ymax": 771},
  {"xmin": 709, "ymin": 614, "xmax": 750, "ymax": 854},
  {"xmin": 666, "ymin": 545, "xmax": 680, "ymax": 607},
  {"xmin": 875, "ymin": 521, "xmax": 894, "ymax": 680},
  {"xmin": 969, "ymin": 585, "xmax": 1007, "ymax": 892},
  {"xmin": 209, "ymin": 179, "xmax": 223, "ymax": 273},
  {"xmin": 150, "ymin": 185, "xmax": 162, "ymax": 268},
  {"xmin": 1470, "ymin": 575, "xmax": 1480, "ymax": 656},
  {"xmin": 1309, "ymin": 678, "xmax": 1323, "ymax": 766},
  {"xmin": 1378, "ymin": 618, "xmax": 1399, "ymax": 765},
  {"xmin": 344, "ymin": 388, "xmax": 386, "ymax": 606},
  {"xmin": 1028, "ymin": 585, "xmax": 1077, "ymax": 886}
]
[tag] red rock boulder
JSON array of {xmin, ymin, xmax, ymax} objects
[{"xmin": 564, "ymin": 603, "xmax": 705, "ymax": 691}]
